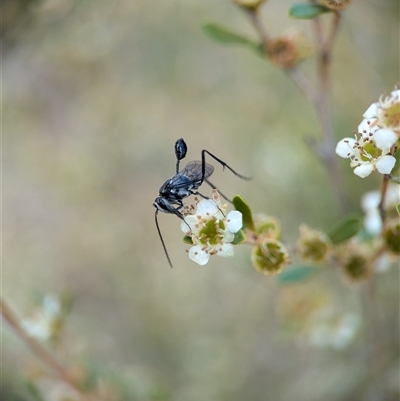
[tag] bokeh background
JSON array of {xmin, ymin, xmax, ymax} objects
[{"xmin": 3, "ymin": 0, "xmax": 399, "ymax": 400}]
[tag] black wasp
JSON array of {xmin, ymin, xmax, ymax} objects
[{"xmin": 153, "ymin": 138, "xmax": 250, "ymax": 268}]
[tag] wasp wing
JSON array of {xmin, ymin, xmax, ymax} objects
[
  {"xmin": 164, "ymin": 161, "xmax": 214, "ymax": 190},
  {"xmin": 182, "ymin": 160, "xmax": 214, "ymax": 182}
]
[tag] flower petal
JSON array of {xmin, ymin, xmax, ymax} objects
[
  {"xmin": 223, "ymin": 230, "xmax": 234, "ymax": 243},
  {"xmin": 354, "ymin": 163, "xmax": 374, "ymax": 178},
  {"xmin": 373, "ymin": 128, "xmax": 397, "ymax": 151},
  {"xmin": 385, "ymin": 184, "xmax": 400, "ymax": 207},
  {"xmin": 196, "ymin": 199, "xmax": 219, "ymax": 218},
  {"xmin": 364, "ymin": 209, "xmax": 382, "ymax": 235},
  {"xmin": 335, "ymin": 138, "xmax": 356, "ymax": 158},
  {"xmin": 225, "ymin": 210, "xmax": 243, "ymax": 233},
  {"xmin": 376, "ymin": 155, "xmax": 396, "ymax": 174},
  {"xmin": 216, "ymin": 243, "xmax": 234, "ymax": 258},
  {"xmin": 181, "ymin": 215, "xmax": 200, "ymax": 234},
  {"xmin": 361, "ymin": 190, "xmax": 381, "ymax": 212},
  {"xmin": 358, "ymin": 118, "xmax": 378, "ymax": 140},
  {"xmin": 363, "ymin": 102, "xmax": 378, "ymax": 119},
  {"xmin": 188, "ymin": 245, "xmax": 209, "ymax": 265}
]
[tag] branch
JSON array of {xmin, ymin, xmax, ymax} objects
[{"xmin": 1, "ymin": 297, "xmax": 102, "ymax": 401}]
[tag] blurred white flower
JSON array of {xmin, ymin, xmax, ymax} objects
[
  {"xmin": 308, "ymin": 310, "xmax": 360, "ymax": 350},
  {"xmin": 374, "ymin": 253, "xmax": 395, "ymax": 273},
  {"xmin": 361, "ymin": 184, "xmax": 400, "ymax": 235},
  {"xmin": 336, "ymin": 87, "xmax": 399, "ymax": 178},
  {"xmin": 181, "ymin": 192, "xmax": 242, "ymax": 265},
  {"xmin": 22, "ymin": 294, "xmax": 62, "ymax": 341}
]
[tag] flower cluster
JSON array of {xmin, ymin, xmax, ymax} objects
[
  {"xmin": 336, "ymin": 88, "xmax": 399, "ymax": 178},
  {"xmin": 181, "ymin": 191, "xmax": 243, "ymax": 265}
]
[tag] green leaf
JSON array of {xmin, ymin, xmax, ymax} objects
[
  {"xmin": 232, "ymin": 229, "xmax": 245, "ymax": 245},
  {"xmin": 390, "ymin": 176, "xmax": 400, "ymax": 184},
  {"xmin": 289, "ymin": 3, "xmax": 331, "ymax": 19},
  {"xmin": 277, "ymin": 265, "xmax": 319, "ymax": 284},
  {"xmin": 396, "ymin": 203, "xmax": 400, "ymax": 216},
  {"xmin": 183, "ymin": 235, "xmax": 193, "ymax": 245},
  {"xmin": 327, "ymin": 214, "xmax": 363, "ymax": 244},
  {"xmin": 203, "ymin": 23, "xmax": 257, "ymax": 47},
  {"xmin": 232, "ymin": 195, "xmax": 255, "ymax": 231}
]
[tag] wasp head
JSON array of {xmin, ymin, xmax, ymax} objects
[{"xmin": 154, "ymin": 197, "xmax": 175, "ymax": 214}]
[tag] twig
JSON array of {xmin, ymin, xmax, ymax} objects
[
  {"xmin": 1, "ymin": 297, "xmax": 101, "ymax": 401},
  {"xmin": 362, "ymin": 276, "xmax": 384, "ymax": 401},
  {"xmin": 244, "ymin": 6, "xmax": 349, "ymax": 213},
  {"xmin": 245, "ymin": 8, "xmax": 318, "ymax": 107},
  {"xmin": 378, "ymin": 174, "xmax": 390, "ymax": 223},
  {"xmin": 311, "ymin": 10, "xmax": 349, "ymax": 213}
]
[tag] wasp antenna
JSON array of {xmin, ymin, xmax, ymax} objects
[
  {"xmin": 175, "ymin": 138, "xmax": 188, "ymax": 174},
  {"xmin": 155, "ymin": 209, "xmax": 173, "ymax": 268}
]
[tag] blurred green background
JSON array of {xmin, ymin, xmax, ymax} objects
[{"xmin": 3, "ymin": 0, "xmax": 399, "ymax": 400}]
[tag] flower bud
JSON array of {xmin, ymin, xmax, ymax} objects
[
  {"xmin": 296, "ymin": 225, "xmax": 331, "ymax": 262},
  {"xmin": 266, "ymin": 30, "xmax": 314, "ymax": 69},
  {"xmin": 383, "ymin": 221, "xmax": 400, "ymax": 255},
  {"xmin": 321, "ymin": 0, "xmax": 353, "ymax": 10},
  {"xmin": 342, "ymin": 253, "xmax": 371, "ymax": 282},
  {"xmin": 267, "ymin": 38, "xmax": 298, "ymax": 69},
  {"xmin": 251, "ymin": 238, "xmax": 290, "ymax": 275},
  {"xmin": 254, "ymin": 213, "xmax": 281, "ymax": 239},
  {"xmin": 232, "ymin": 0, "xmax": 267, "ymax": 9}
]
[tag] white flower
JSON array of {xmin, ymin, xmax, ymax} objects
[
  {"xmin": 375, "ymin": 155, "xmax": 396, "ymax": 174},
  {"xmin": 181, "ymin": 192, "xmax": 243, "ymax": 265},
  {"xmin": 353, "ymin": 163, "xmax": 374, "ymax": 178},
  {"xmin": 363, "ymin": 103, "xmax": 379, "ymax": 120},
  {"xmin": 363, "ymin": 209, "xmax": 382, "ymax": 235},
  {"xmin": 357, "ymin": 118, "xmax": 379, "ymax": 143},
  {"xmin": 22, "ymin": 294, "xmax": 62, "ymax": 341},
  {"xmin": 337, "ymin": 87, "xmax": 399, "ymax": 178},
  {"xmin": 373, "ymin": 128, "xmax": 398, "ymax": 151},
  {"xmin": 308, "ymin": 309, "xmax": 360, "ymax": 350},
  {"xmin": 377, "ymin": 89, "xmax": 400, "ymax": 134},
  {"xmin": 345, "ymin": 141, "xmax": 396, "ymax": 178},
  {"xmin": 361, "ymin": 184, "xmax": 400, "ymax": 235},
  {"xmin": 363, "ymin": 89, "xmax": 400, "ymax": 134},
  {"xmin": 335, "ymin": 138, "xmax": 357, "ymax": 158}
]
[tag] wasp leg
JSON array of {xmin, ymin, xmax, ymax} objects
[
  {"xmin": 204, "ymin": 179, "xmax": 232, "ymax": 204},
  {"xmin": 191, "ymin": 191, "xmax": 208, "ymax": 200},
  {"xmin": 173, "ymin": 201, "xmax": 192, "ymax": 232},
  {"xmin": 200, "ymin": 149, "xmax": 251, "ymax": 185}
]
